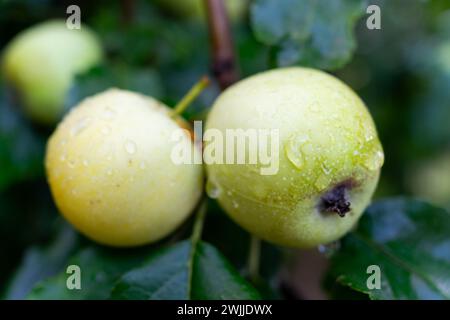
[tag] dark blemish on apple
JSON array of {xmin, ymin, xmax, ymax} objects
[{"xmin": 319, "ymin": 180, "xmax": 356, "ymax": 217}]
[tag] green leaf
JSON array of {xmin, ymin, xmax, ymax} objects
[
  {"xmin": 5, "ymin": 224, "xmax": 78, "ymax": 300},
  {"xmin": 111, "ymin": 241, "xmax": 190, "ymax": 300},
  {"xmin": 250, "ymin": 0, "xmax": 367, "ymax": 70},
  {"xmin": 28, "ymin": 245, "xmax": 151, "ymax": 300},
  {"xmin": 203, "ymin": 200, "xmax": 283, "ymax": 299},
  {"xmin": 111, "ymin": 240, "xmax": 261, "ymax": 300},
  {"xmin": 192, "ymin": 242, "xmax": 261, "ymax": 299},
  {"xmin": 328, "ymin": 198, "xmax": 450, "ymax": 300}
]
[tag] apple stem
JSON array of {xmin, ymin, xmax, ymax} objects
[
  {"xmin": 172, "ymin": 76, "xmax": 210, "ymax": 117},
  {"xmin": 248, "ymin": 235, "xmax": 261, "ymax": 284}
]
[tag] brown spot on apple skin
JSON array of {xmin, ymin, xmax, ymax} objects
[{"xmin": 318, "ymin": 179, "xmax": 357, "ymax": 217}]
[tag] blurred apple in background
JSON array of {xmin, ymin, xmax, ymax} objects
[{"xmin": 2, "ymin": 20, "xmax": 103, "ymax": 125}]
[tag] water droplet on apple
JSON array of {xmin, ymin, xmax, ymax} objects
[
  {"xmin": 206, "ymin": 180, "xmax": 221, "ymax": 199},
  {"xmin": 71, "ymin": 117, "xmax": 91, "ymax": 136},
  {"xmin": 363, "ymin": 150, "xmax": 384, "ymax": 171},
  {"xmin": 318, "ymin": 241, "xmax": 341, "ymax": 257},
  {"xmin": 124, "ymin": 140, "xmax": 137, "ymax": 154},
  {"xmin": 103, "ymin": 107, "xmax": 115, "ymax": 120},
  {"xmin": 285, "ymin": 134, "xmax": 310, "ymax": 170},
  {"xmin": 285, "ymin": 147, "xmax": 304, "ymax": 169},
  {"xmin": 321, "ymin": 162, "xmax": 332, "ymax": 175},
  {"xmin": 364, "ymin": 129, "xmax": 375, "ymax": 142}
]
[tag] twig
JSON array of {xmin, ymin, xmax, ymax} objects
[
  {"xmin": 187, "ymin": 199, "xmax": 208, "ymax": 298},
  {"xmin": 172, "ymin": 76, "xmax": 210, "ymax": 117},
  {"xmin": 204, "ymin": 0, "xmax": 239, "ymax": 89},
  {"xmin": 120, "ymin": 0, "xmax": 135, "ymax": 26}
]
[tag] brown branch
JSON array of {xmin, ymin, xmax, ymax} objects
[
  {"xmin": 120, "ymin": 0, "xmax": 135, "ymax": 26},
  {"xmin": 204, "ymin": 0, "xmax": 240, "ymax": 90}
]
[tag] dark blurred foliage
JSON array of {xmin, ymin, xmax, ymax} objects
[
  {"xmin": 0, "ymin": 0, "xmax": 449, "ymax": 299},
  {"xmin": 336, "ymin": 0, "xmax": 450, "ymax": 198}
]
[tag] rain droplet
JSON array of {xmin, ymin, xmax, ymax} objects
[
  {"xmin": 232, "ymin": 200, "xmax": 239, "ymax": 208},
  {"xmin": 364, "ymin": 129, "xmax": 375, "ymax": 142},
  {"xmin": 363, "ymin": 150, "xmax": 384, "ymax": 171},
  {"xmin": 318, "ymin": 241, "xmax": 341, "ymax": 257},
  {"xmin": 285, "ymin": 134, "xmax": 310, "ymax": 170},
  {"xmin": 206, "ymin": 180, "xmax": 221, "ymax": 199},
  {"xmin": 106, "ymin": 169, "xmax": 113, "ymax": 176},
  {"xmin": 139, "ymin": 162, "xmax": 146, "ymax": 170},
  {"xmin": 124, "ymin": 140, "xmax": 137, "ymax": 154},
  {"xmin": 71, "ymin": 117, "xmax": 91, "ymax": 136},
  {"xmin": 103, "ymin": 107, "xmax": 115, "ymax": 120},
  {"xmin": 82, "ymin": 159, "xmax": 89, "ymax": 167},
  {"xmin": 59, "ymin": 154, "xmax": 66, "ymax": 162},
  {"xmin": 321, "ymin": 162, "xmax": 332, "ymax": 175},
  {"xmin": 285, "ymin": 147, "xmax": 304, "ymax": 169}
]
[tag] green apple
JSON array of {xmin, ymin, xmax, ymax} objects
[
  {"xmin": 205, "ymin": 67, "xmax": 384, "ymax": 248},
  {"xmin": 45, "ymin": 89, "xmax": 203, "ymax": 247},
  {"xmin": 154, "ymin": 0, "xmax": 247, "ymax": 22},
  {"xmin": 2, "ymin": 20, "xmax": 102, "ymax": 125}
]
